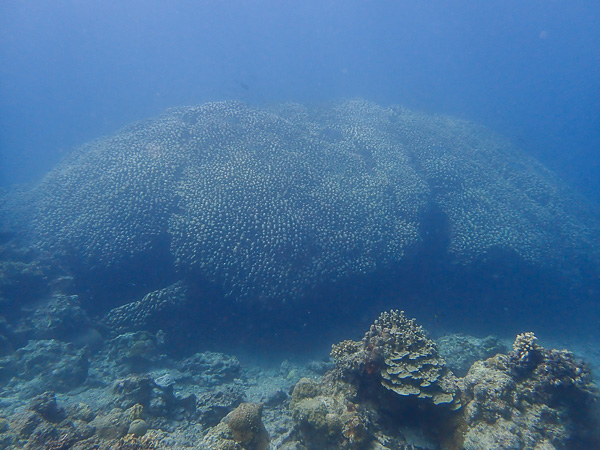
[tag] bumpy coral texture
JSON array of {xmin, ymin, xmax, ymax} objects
[
  {"xmin": 292, "ymin": 315, "xmax": 600, "ymax": 449},
  {"xmin": 289, "ymin": 377, "xmax": 370, "ymax": 449},
  {"xmin": 436, "ymin": 334, "xmax": 507, "ymax": 377},
  {"xmin": 462, "ymin": 333, "xmax": 600, "ymax": 449},
  {"xmin": 333, "ymin": 310, "xmax": 461, "ymax": 409},
  {"xmin": 200, "ymin": 402, "xmax": 269, "ymax": 450},
  {"xmin": 28, "ymin": 100, "xmax": 600, "ymax": 303},
  {"xmin": 102, "ymin": 281, "xmax": 188, "ymax": 335},
  {"xmin": 287, "ymin": 311, "xmax": 463, "ymax": 449}
]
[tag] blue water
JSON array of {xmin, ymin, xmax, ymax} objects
[
  {"xmin": 1, "ymin": 0, "xmax": 599, "ymax": 200},
  {"xmin": 1, "ymin": 3, "xmax": 600, "ymax": 447}
]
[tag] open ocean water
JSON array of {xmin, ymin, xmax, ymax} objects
[{"xmin": 1, "ymin": 1, "xmax": 599, "ymax": 449}]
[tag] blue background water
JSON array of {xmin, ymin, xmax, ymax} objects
[{"xmin": 1, "ymin": 0, "xmax": 599, "ymax": 201}]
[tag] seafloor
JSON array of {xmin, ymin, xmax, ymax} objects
[
  {"xmin": 0, "ymin": 255, "xmax": 599, "ymax": 449},
  {"xmin": 2, "ymin": 100, "xmax": 600, "ymax": 448}
]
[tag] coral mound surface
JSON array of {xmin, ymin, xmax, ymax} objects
[{"xmin": 21, "ymin": 99, "xmax": 600, "ymax": 304}]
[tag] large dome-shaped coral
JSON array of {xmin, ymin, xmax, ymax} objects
[{"xmin": 25, "ymin": 99, "xmax": 600, "ymax": 305}]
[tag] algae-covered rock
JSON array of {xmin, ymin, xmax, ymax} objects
[
  {"xmin": 107, "ymin": 331, "xmax": 166, "ymax": 374},
  {"xmin": 178, "ymin": 351, "xmax": 243, "ymax": 385},
  {"xmin": 28, "ymin": 391, "xmax": 66, "ymax": 424},
  {"xmin": 10, "ymin": 293, "xmax": 91, "ymax": 344},
  {"xmin": 200, "ymin": 402, "xmax": 269, "ymax": 450},
  {"xmin": 4, "ymin": 394, "xmax": 94, "ymax": 449},
  {"xmin": 196, "ymin": 383, "xmax": 246, "ymax": 428},
  {"xmin": 90, "ymin": 408, "xmax": 130, "ymax": 440},
  {"xmin": 289, "ymin": 376, "xmax": 369, "ymax": 449},
  {"xmin": 127, "ymin": 418, "xmax": 148, "ymax": 437},
  {"xmin": 0, "ymin": 339, "xmax": 88, "ymax": 396},
  {"xmin": 462, "ymin": 333, "xmax": 600, "ymax": 449},
  {"xmin": 290, "ymin": 377, "xmax": 320, "ymax": 408},
  {"xmin": 437, "ymin": 334, "xmax": 507, "ymax": 377},
  {"xmin": 102, "ymin": 281, "xmax": 188, "ymax": 336}
]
